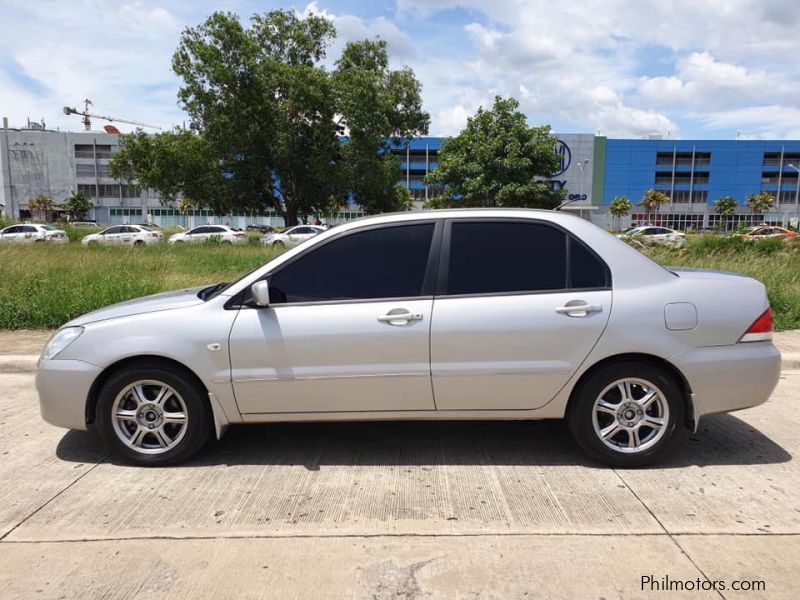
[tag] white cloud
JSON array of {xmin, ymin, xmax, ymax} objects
[{"xmin": 301, "ymin": 2, "xmax": 416, "ymax": 64}]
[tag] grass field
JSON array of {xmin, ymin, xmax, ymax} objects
[{"xmin": 0, "ymin": 235, "xmax": 798, "ymax": 330}]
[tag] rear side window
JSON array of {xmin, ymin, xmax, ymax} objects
[
  {"xmin": 569, "ymin": 236, "xmax": 609, "ymax": 288},
  {"xmin": 269, "ymin": 223, "xmax": 435, "ymax": 303},
  {"xmin": 446, "ymin": 221, "xmax": 609, "ymax": 295}
]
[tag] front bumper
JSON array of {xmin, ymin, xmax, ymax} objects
[
  {"xmin": 36, "ymin": 359, "xmax": 102, "ymax": 431},
  {"xmin": 673, "ymin": 342, "xmax": 781, "ymax": 419}
]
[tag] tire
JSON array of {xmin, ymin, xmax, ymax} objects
[
  {"xmin": 133, "ymin": 240, "xmax": 145, "ymax": 247},
  {"xmin": 87, "ymin": 240, "xmax": 99, "ymax": 247},
  {"xmin": 271, "ymin": 240, "xmax": 285, "ymax": 249},
  {"xmin": 567, "ymin": 361, "xmax": 685, "ymax": 467},
  {"xmin": 95, "ymin": 363, "xmax": 212, "ymax": 466}
]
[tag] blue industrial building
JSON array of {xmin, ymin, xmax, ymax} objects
[{"xmin": 601, "ymin": 138, "xmax": 800, "ymax": 229}]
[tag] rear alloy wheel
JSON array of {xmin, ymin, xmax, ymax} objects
[
  {"xmin": 568, "ymin": 362, "xmax": 684, "ymax": 467},
  {"xmin": 96, "ymin": 365, "xmax": 212, "ymax": 466},
  {"xmin": 134, "ymin": 239, "xmax": 145, "ymax": 247}
]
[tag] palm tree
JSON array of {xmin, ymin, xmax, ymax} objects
[
  {"xmin": 713, "ymin": 196, "xmax": 737, "ymax": 231},
  {"xmin": 746, "ymin": 192, "xmax": 775, "ymax": 220},
  {"xmin": 640, "ymin": 189, "xmax": 670, "ymax": 224},
  {"xmin": 27, "ymin": 195, "xmax": 55, "ymax": 222},
  {"xmin": 608, "ymin": 196, "xmax": 632, "ymax": 231}
]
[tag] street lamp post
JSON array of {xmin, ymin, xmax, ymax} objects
[{"xmin": 577, "ymin": 159, "xmax": 590, "ymax": 202}]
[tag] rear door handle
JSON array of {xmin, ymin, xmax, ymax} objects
[
  {"xmin": 377, "ymin": 310, "xmax": 423, "ymax": 325},
  {"xmin": 555, "ymin": 303, "xmax": 603, "ymax": 317}
]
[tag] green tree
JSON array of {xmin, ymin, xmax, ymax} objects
[
  {"xmin": 111, "ymin": 10, "xmax": 428, "ymax": 226},
  {"xmin": 713, "ymin": 196, "xmax": 737, "ymax": 230},
  {"xmin": 424, "ymin": 96, "xmax": 562, "ymax": 208},
  {"xmin": 333, "ymin": 39, "xmax": 428, "ymax": 215},
  {"xmin": 62, "ymin": 191, "xmax": 93, "ymax": 221},
  {"xmin": 27, "ymin": 195, "xmax": 55, "ymax": 222},
  {"xmin": 641, "ymin": 189, "xmax": 670, "ymax": 221},
  {"xmin": 746, "ymin": 191, "xmax": 775, "ymax": 216},
  {"xmin": 608, "ymin": 195, "xmax": 632, "ymax": 230}
]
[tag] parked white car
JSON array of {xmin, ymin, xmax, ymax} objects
[
  {"xmin": 261, "ymin": 225, "xmax": 326, "ymax": 248},
  {"xmin": 0, "ymin": 223, "xmax": 68, "ymax": 244},
  {"xmin": 169, "ymin": 225, "xmax": 247, "ymax": 245},
  {"xmin": 82, "ymin": 225, "xmax": 163, "ymax": 247},
  {"xmin": 618, "ymin": 226, "xmax": 686, "ymax": 248}
]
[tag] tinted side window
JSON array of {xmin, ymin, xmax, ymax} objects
[
  {"xmin": 569, "ymin": 236, "xmax": 609, "ymax": 288},
  {"xmin": 105, "ymin": 227, "xmax": 122, "ymax": 235},
  {"xmin": 447, "ymin": 222, "xmax": 567, "ymax": 295},
  {"xmin": 4, "ymin": 226, "xmax": 20, "ymax": 234},
  {"xmin": 269, "ymin": 223, "xmax": 434, "ymax": 303}
]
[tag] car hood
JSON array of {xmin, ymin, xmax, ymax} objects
[{"xmin": 65, "ymin": 287, "xmax": 206, "ymax": 327}]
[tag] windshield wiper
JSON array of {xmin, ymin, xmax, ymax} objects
[{"xmin": 198, "ymin": 282, "xmax": 228, "ymax": 301}]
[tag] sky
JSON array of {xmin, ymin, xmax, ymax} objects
[{"xmin": 1, "ymin": 0, "xmax": 799, "ymax": 139}]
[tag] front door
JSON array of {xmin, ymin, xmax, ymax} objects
[
  {"xmin": 431, "ymin": 219, "xmax": 613, "ymax": 411},
  {"xmin": 229, "ymin": 221, "xmax": 440, "ymax": 414}
]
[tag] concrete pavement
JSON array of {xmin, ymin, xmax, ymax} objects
[{"xmin": 0, "ymin": 333, "xmax": 799, "ymax": 598}]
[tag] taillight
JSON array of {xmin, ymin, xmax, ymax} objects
[{"xmin": 740, "ymin": 308, "xmax": 773, "ymax": 342}]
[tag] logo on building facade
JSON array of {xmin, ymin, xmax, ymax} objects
[{"xmin": 553, "ymin": 140, "xmax": 571, "ymax": 176}]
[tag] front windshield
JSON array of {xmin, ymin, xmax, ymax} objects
[{"xmin": 41, "ymin": 224, "xmax": 58, "ymax": 231}]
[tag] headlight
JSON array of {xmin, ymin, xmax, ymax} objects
[{"xmin": 41, "ymin": 327, "xmax": 84, "ymax": 360}]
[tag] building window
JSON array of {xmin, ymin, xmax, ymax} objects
[
  {"xmin": 95, "ymin": 145, "xmax": 114, "ymax": 159},
  {"xmin": 777, "ymin": 190, "xmax": 800, "ymax": 204},
  {"xmin": 763, "ymin": 152, "xmax": 800, "ymax": 167},
  {"xmin": 655, "ymin": 173, "xmax": 709, "ymax": 185},
  {"xmin": 122, "ymin": 185, "xmax": 141, "ymax": 198},
  {"xmin": 655, "ymin": 151, "xmax": 711, "ymax": 166},
  {"xmin": 77, "ymin": 184, "xmax": 96, "ymax": 198},
  {"xmin": 110, "ymin": 208, "xmax": 143, "ymax": 217},
  {"xmin": 98, "ymin": 184, "xmax": 120, "ymax": 198},
  {"xmin": 76, "ymin": 164, "xmax": 96, "ymax": 177},
  {"xmin": 661, "ymin": 190, "xmax": 708, "ymax": 203},
  {"xmin": 630, "ymin": 213, "xmax": 705, "ymax": 230},
  {"xmin": 761, "ymin": 172, "xmax": 798, "ymax": 185},
  {"xmin": 74, "ymin": 144, "xmax": 94, "ymax": 159}
]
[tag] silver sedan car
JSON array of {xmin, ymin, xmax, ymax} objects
[{"xmin": 37, "ymin": 209, "xmax": 780, "ymax": 467}]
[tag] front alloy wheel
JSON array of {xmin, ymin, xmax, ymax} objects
[
  {"xmin": 96, "ymin": 364, "xmax": 212, "ymax": 466},
  {"xmin": 111, "ymin": 380, "xmax": 189, "ymax": 454}
]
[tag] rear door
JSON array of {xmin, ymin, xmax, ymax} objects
[{"xmin": 430, "ymin": 218, "xmax": 612, "ymax": 411}]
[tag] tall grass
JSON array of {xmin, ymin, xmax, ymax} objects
[
  {"xmin": 0, "ymin": 236, "xmax": 798, "ymax": 330},
  {"xmin": 0, "ymin": 244, "xmax": 280, "ymax": 329}
]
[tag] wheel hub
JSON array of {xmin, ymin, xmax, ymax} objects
[
  {"xmin": 617, "ymin": 402, "xmax": 643, "ymax": 427},
  {"xmin": 136, "ymin": 404, "xmax": 164, "ymax": 429}
]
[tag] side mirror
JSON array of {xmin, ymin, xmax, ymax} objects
[{"xmin": 250, "ymin": 280, "xmax": 271, "ymax": 307}]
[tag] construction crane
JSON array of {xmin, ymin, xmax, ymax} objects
[{"xmin": 63, "ymin": 98, "xmax": 161, "ymax": 131}]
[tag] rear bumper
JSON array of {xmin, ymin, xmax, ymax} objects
[
  {"xmin": 672, "ymin": 342, "xmax": 781, "ymax": 419},
  {"xmin": 35, "ymin": 359, "xmax": 101, "ymax": 431}
]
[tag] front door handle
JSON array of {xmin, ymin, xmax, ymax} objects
[
  {"xmin": 555, "ymin": 303, "xmax": 603, "ymax": 317},
  {"xmin": 377, "ymin": 309, "xmax": 423, "ymax": 325}
]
